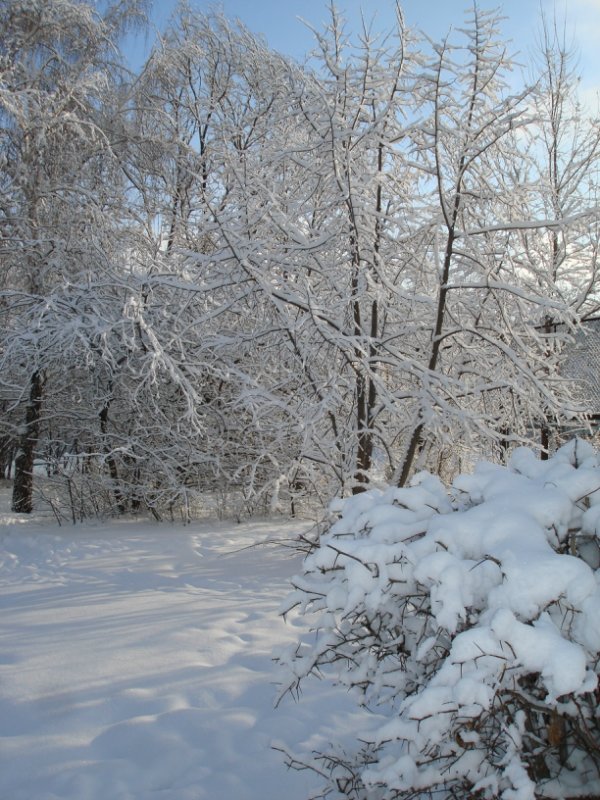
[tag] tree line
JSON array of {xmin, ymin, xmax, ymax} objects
[{"xmin": 1, "ymin": 0, "xmax": 599, "ymax": 519}]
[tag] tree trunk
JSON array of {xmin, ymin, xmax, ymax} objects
[
  {"xmin": 11, "ymin": 370, "xmax": 44, "ymax": 513},
  {"xmin": 99, "ymin": 396, "xmax": 126, "ymax": 515},
  {"xmin": 540, "ymin": 423, "xmax": 550, "ymax": 460},
  {"xmin": 398, "ymin": 226, "xmax": 456, "ymax": 487},
  {"xmin": 353, "ymin": 372, "xmax": 373, "ymax": 493}
]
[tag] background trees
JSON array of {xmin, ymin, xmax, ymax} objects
[
  {"xmin": 0, "ymin": 0, "xmax": 146, "ymax": 512},
  {"xmin": 1, "ymin": 1, "xmax": 598, "ymax": 518},
  {"xmin": 394, "ymin": 6, "xmax": 587, "ymax": 483}
]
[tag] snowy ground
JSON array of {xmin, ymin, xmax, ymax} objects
[{"xmin": 0, "ymin": 489, "xmax": 358, "ymax": 800}]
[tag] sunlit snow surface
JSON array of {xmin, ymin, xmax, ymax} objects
[{"xmin": 0, "ymin": 491, "xmax": 359, "ymax": 800}]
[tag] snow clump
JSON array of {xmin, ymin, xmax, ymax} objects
[{"xmin": 278, "ymin": 439, "xmax": 600, "ymax": 799}]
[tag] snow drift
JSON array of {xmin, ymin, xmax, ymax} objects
[{"xmin": 0, "ymin": 509, "xmax": 362, "ymax": 800}]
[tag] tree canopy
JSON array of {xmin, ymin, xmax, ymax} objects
[{"xmin": 1, "ymin": 0, "xmax": 599, "ymax": 519}]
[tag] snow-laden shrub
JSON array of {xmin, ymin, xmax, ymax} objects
[{"xmin": 278, "ymin": 440, "xmax": 600, "ymax": 799}]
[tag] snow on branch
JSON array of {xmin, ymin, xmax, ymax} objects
[{"xmin": 278, "ymin": 439, "xmax": 600, "ymax": 799}]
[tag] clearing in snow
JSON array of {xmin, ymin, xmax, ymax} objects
[{"xmin": 0, "ymin": 491, "xmax": 360, "ymax": 800}]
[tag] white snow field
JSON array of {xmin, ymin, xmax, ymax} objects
[{"xmin": 0, "ymin": 493, "xmax": 359, "ymax": 800}]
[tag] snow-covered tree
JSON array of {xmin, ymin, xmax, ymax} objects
[
  {"xmin": 506, "ymin": 15, "xmax": 600, "ymax": 456},
  {"xmin": 131, "ymin": 8, "xmax": 316, "ymax": 513},
  {"xmin": 524, "ymin": 15, "xmax": 600, "ymax": 320},
  {"xmin": 393, "ymin": 7, "xmax": 589, "ymax": 485},
  {"xmin": 0, "ymin": 0, "xmax": 158, "ymax": 514},
  {"xmin": 278, "ymin": 5, "xmax": 416, "ymax": 494}
]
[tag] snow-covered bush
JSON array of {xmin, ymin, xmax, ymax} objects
[{"xmin": 278, "ymin": 440, "xmax": 600, "ymax": 799}]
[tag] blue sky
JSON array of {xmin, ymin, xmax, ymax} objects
[{"xmin": 135, "ymin": 0, "xmax": 600, "ymax": 102}]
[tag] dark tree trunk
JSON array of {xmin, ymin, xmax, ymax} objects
[
  {"xmin": 99, "ymin": 397, "xmax": 126, "ymax": 515},
  {"xmin": 11, "ymin": 370, "xmax": 44, "ymax": 514},
  {"xmin": 353, "ymin": 372, "xmax": 372, "ymax": 494},
  {"xmin": 0, "ymin": 436, "xmax": 14, "ymax": 479},
  {"xmin": 398, "ymin": 225, "xmax": 456, "ymax": 487},
  {"xmin": 540, "ymin": 316, "xmax": 554, "ymax": 461},
  {"xmin": 540, "ymin": 424, "xmax": 550, "ymax": 460}
]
